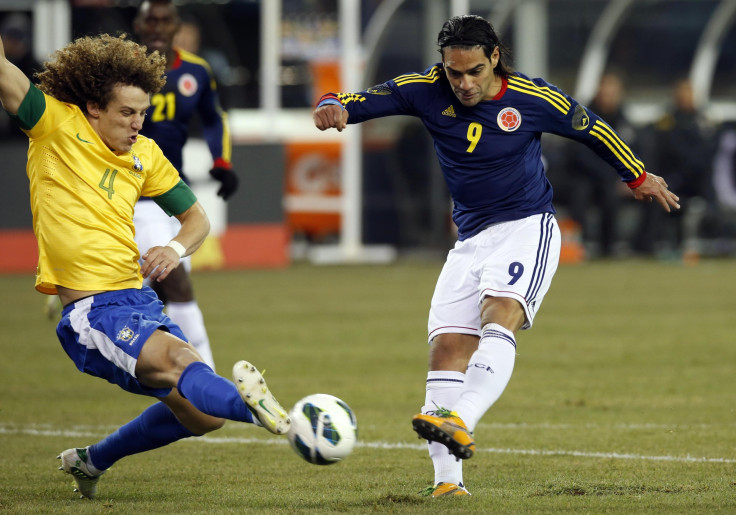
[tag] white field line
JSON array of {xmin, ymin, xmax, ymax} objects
[
  {"xmin": 1, "ymin": 423, "xmax": 734, "ymax": 465},
  {"xmin": 478, "ymin": 421, "xmax": 734, "ymax": 430}
]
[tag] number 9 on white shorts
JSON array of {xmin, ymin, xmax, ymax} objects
[{"xmin": 428, "ymin": 213, "xmax": 561, "ymax": 341}]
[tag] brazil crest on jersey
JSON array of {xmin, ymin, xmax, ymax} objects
[
  {"xmin": 320, "ymin": 64, "xmax": 645, "ymax": 240},
  {"xmin": 141, "ymin": 48, "xmax": 231, "ymax": 177}
]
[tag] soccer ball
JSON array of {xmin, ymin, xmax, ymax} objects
[{"xmin": 287, "ymin": 393, "xmax": 358, "ymax": 465}]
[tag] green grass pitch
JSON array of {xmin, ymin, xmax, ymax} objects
[{"xmin": 0, "ymin": 259, "xmax": 734, "ymax": 513}]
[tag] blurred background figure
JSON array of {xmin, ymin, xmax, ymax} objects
[
  {"xmin": 632, "ymin": 78, "xmax": 719, "ymax": 258},
  {"xmin": 388, "ymin": 119, "xmax": 452, "ymax": 252},
  {"xmin": 713, "ymin": 123, "xmax": 736, "ymax": 211},
  {"xmin": 0, "ymin": 12, "xmax": 40, "ymax": 139},
  {"xmin": 173, "ymin": 15, "xmax": 235, "ymax": 100},
  {"xmin": 566, "ymin": 71, "xmax": 637, "ymax": 258},
  {"xmin": 172, "ymin": 17, "xmax": 201, "ymax": 54},
  {"xmin": 711, "ymin": 122, "xmax": 736, "ymax": 253},
  {"xmin": 0, "ymin": 13, "xmax": 39, "ymax": 78}
]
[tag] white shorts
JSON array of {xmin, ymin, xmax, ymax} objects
[
  {"xmin": 133, "ymin": 200, "xmax": 191, "ymax": 286},
  {"xmin": 428, "ymin": 213, "xmax": 560, "ymax": 341}
]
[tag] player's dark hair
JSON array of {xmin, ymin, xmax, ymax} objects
[{"xmin": 437, "ymin": 15, "xmax": 513, "ymax": 77}]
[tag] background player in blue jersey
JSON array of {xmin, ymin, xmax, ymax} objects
[
  {"xmin": 314, "ymin": 15, "xmax": 680, "ymax": 497},
  {"xmin": 133, "ymin": 0, "xmax": 238, "ymax": 370}
]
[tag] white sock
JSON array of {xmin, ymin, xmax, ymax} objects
[
  {"xmin": 422, "ymin": 370, "xmax": 465, "ymax": 486},
  {"xmin": 166, "ymin": 301, "xmax": 216, "ymax": 371},
  {"xmin": 453, "ymin": 323, "xmax": 516, "ymax": 432}
]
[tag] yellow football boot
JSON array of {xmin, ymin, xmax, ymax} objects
[
  {"xmin": 412, "ymin": 407, "xmax": 475, "ymax": 459},
  {"xmin": 419, "ymin": 482, "xmax": 471, "ymax": 497}
]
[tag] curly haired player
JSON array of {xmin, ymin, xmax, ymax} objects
[{"xmin": 0, "ymin": 33, "xmax": 289, "ymax": 499}]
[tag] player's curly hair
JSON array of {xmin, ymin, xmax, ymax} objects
[
  {"xmin": 35, "ymin": 33, "xmax": 166, "ymax": 112},
  {"xmin": 437, "ymin": 15, "xmax": 513, "ymax": 78}
]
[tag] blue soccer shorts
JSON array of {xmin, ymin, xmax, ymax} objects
[
  {"xmin": 56, "ymin": 286, "xmax": 187, "ymax": 397},
  {"xmin": 428, "ymin": 213, "xmax": 561, "ymax": 341}
]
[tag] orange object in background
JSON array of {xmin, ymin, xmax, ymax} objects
[
  {"xmin": 284, "ymin": 142, "xmax": 342, "ymax": 241},
  {"xmin": 558, "ymin": 217, "xmax": 585, "ymax": 264},
  {"xmin": 0, "ymin": 230, "xmax": 38, "ymax": 273},
  {"xmin": 280, "ymin": 59, "xmax": 345, "ymax": 242},
  {"xmin": 219, "ymin": 223, "xmax": 289, "ymax": 268},
  {"xmin": 309, "ymin": 60, "xmax": 341, "ymax": 105}
]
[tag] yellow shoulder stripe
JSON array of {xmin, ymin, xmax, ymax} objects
[
  {"xmin": 507, "ymin": 76, "xmax": 570, "ymax": 114},
  {"xmin": 508, "ymin": 76, "xmax": 571, "ymax": 109},
  {"xmin": 395, "ymin": 66, "xmax": 441, "ymax": 86},
  {"xmin": 589, "ymin": 120, "xmax": 645, "ymax": 176},
  {"xmin": 220, "ymin": 111, "xmax": 231, "ymax": 161},
  {"xmin": 177, "ymin": 49, "xmax": 209, "ymax": 67}
]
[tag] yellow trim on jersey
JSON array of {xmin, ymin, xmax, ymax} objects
[
  {"xmin": 177, "ymin": 48, "xmax": 211, "ymax": 68},
  {"xmin": 508, "ymin": 76, "xmax": 571, "ymax": 109},
  {"xmin": 591, "ymin": 120, "xmax": 645, "ymax": 171},
  {"xmin": 394, "ymin": 66, "xmax": 441, "ymax": 86},
  {"xmin": 338, "ymin": 92, "xmax": 366, "ymax": 105},
  {"xmin": 589, "ymin": 120, "xmax": 645, "ymax": 177},
  {"xmin": 220, "ymin": 110, "xmax": 232, "ymax": 162},
  {"xmin": 507, "ymin": 76, "xmax": 570, "ymax": 114}
]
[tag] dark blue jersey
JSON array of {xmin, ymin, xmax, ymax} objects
[
  {"xmin": 141, "ymin": 48, "xmax": 231, "ymax": 180},
  {"xmin": 321, "ymin": 65, "xmax": 646, "ymax": 240}
]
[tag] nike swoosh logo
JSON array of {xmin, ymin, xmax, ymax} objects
[
  {"xmin": 76, "ymin": 133, "xmax": 93, "ymax": 144},
  {"xmin": 258, "ymin": 399, "xmax": 274, "ymax": 416}
]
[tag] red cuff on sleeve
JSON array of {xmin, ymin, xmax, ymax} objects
[
  {"xmin": 213, "ymin": 158, "xmax": 231, "ymax": 170},
  {"xmin": 626, "ymin": 171, "xmax": 647, "ymax": 189},
  {"xmin": 317, "ymin": 93, "xmax": 339, "ymax": 107}
]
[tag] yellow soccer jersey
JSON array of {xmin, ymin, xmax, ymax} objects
[{"xmin": 15, "ymin": 84, "xmax": 197, "ymax": 295}]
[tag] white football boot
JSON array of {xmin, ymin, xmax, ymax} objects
[
  {"xmin": 232, "ymin": 360, "xmax": 291, "ymax": 435},
  {"xmin": 57, "ymin": 447, "xmax": 106, "ymax": 499}
]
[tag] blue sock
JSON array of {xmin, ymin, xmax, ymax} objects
[
  {"xmin": 176, "ymin": 361, "xmax": 253, "ymax": 423},
  {"xmin": 88, "ymin": 402, "xmax": 195, "ymax": 471}
]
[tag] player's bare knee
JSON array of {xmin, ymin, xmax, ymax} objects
[
  {"xmin": 480, "ymin": 296, "xmax": 525, "ymax": 332},
  {"xmin": 168, "ymin": 342, "xmax": 203, "ymax": 375},
  {"xmin": 429, "ymin": 333, "xmax": 478, "ymax": 371},
  {"xmin": 137, "ymin": 331, "xmax": 202, "ymax": 387}
]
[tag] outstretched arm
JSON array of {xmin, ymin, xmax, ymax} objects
[
  {"xmin": 629, "ymin": 172, "xmax": 680, "ymax": 212},
  {"xmin": 0, "ymin": 36, "xmax": 32, "ymax": 115}
]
